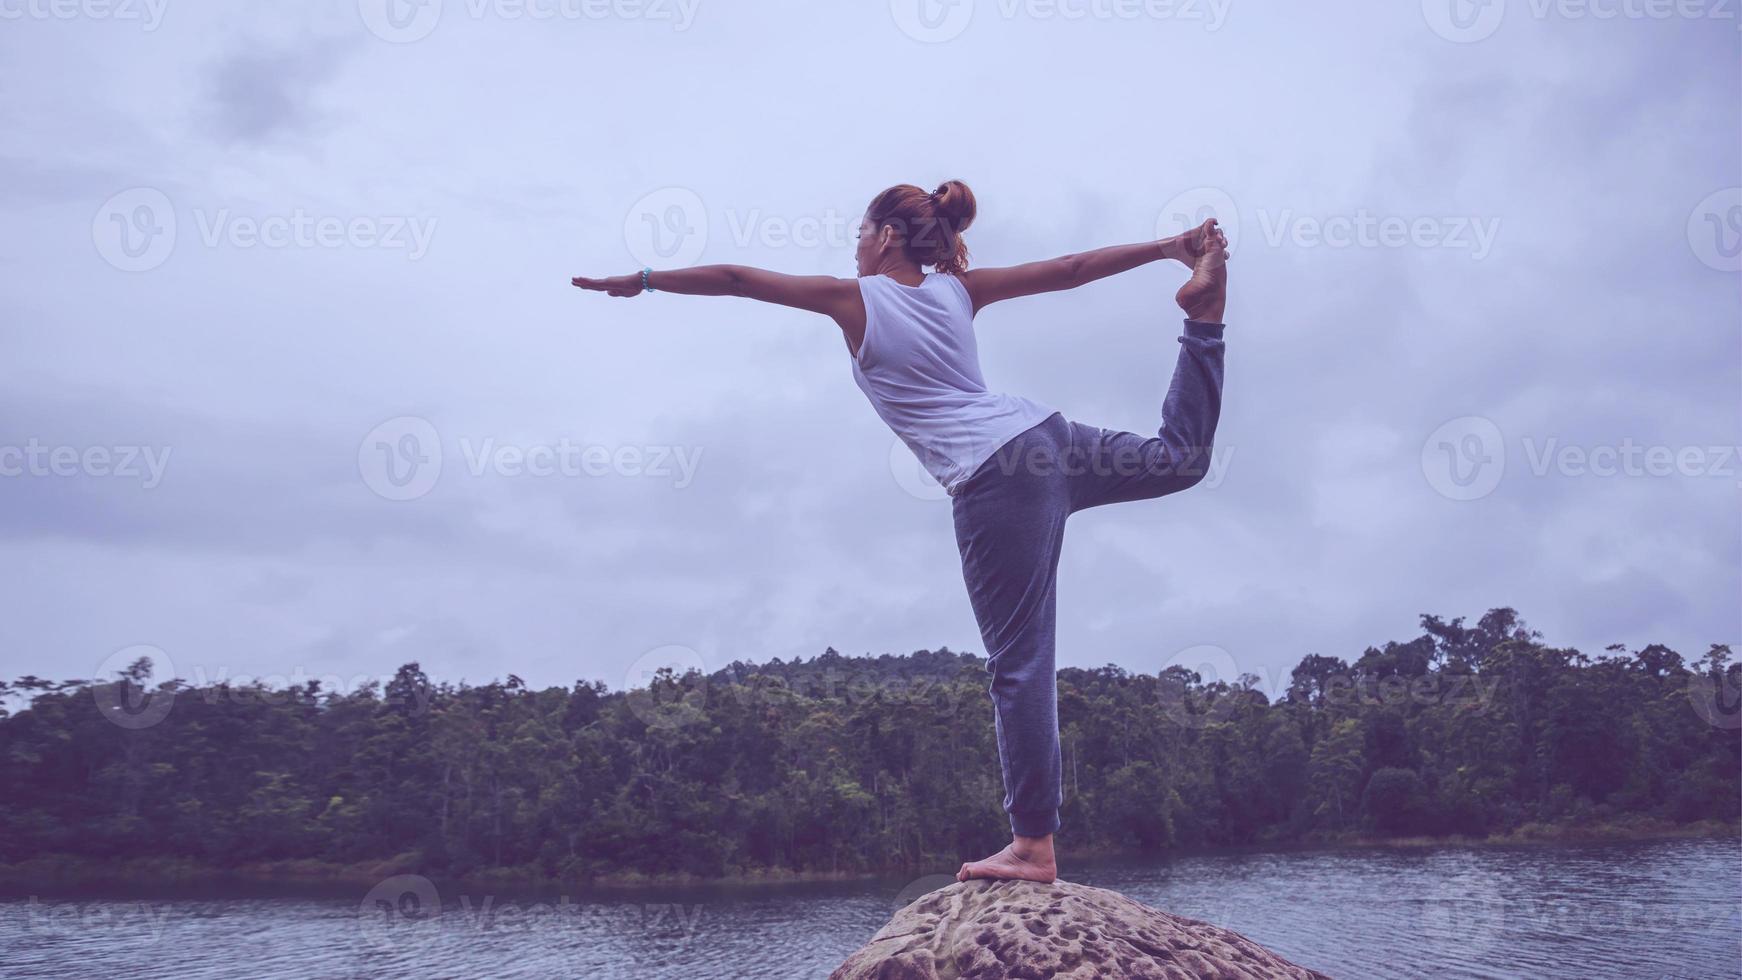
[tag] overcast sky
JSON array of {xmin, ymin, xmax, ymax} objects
[{"xmin": 1, "ymin": 1, "xmax": 1737, "ymax": 700}]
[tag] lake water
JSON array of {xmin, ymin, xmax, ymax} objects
[{"xmin": 1, "ymin": 837, "xmax": 1736, "ymax": 979}]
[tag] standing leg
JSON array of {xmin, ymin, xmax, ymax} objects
[{"xmin": 951, "ymin": 414, "xmax": 1071, "ymax": 882}]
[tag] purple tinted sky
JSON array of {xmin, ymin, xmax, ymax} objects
[{"xmin": 1, "ymin": 1, "xmax": 1737, "ymax": 699}]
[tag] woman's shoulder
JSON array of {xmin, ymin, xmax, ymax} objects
[{"xmin": 930, "ymin": 272, "xmax": 974, "ymax": 313}]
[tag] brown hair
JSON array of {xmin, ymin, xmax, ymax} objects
[{"xmin": 865, "ymin": 179, "xmax": 977, "ymax": 275}]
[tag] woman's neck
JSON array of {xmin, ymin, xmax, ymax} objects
[{"xmin": 875, "ymin": 259, "xmax": 926, "ymax": 287}]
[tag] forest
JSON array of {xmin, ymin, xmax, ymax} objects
[{"xmin": 0, "ymin": 608, "xmax": 1735, "ymax": 883}]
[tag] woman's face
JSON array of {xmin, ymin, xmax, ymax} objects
[{"xmin": 854, "ymin": 215, "xmax": 887, "ymax": 277}]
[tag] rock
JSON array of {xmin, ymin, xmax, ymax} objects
[{"xmin": 830, "ymin": 878, "xmax": 1332, "ymax": 980}]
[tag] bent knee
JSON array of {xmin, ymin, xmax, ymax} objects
[{"xmin": 1154, "ymin": 442, "xmax": 1214, "ymax": 492}]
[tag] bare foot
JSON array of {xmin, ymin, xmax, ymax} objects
[
  {"xmin": 1175, "ymin": 225, "xmax": 1229, "ymax": 322},
  {"xmin": 956, "ymin": 835, "xmax": 1057, "ymax": 884}
]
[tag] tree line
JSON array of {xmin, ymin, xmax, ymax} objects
[{"xmin": 0, "ymin": 608, "xmax": 1735, "ymax": 882}]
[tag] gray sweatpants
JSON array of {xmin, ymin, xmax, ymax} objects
[{"xmin": 949, "ymin": 319, "xmax": 1227, "ymax": 838}]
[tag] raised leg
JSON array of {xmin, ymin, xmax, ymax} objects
[
  {"xmin": 1067, "ymin": 224, "xmax": 1228, "ymax": 510},
  {"xmin": 1066, "ymin": 317, "xmax": 1227, "ymax": 512}
]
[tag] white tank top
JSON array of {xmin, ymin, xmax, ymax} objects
[{"xmin": 850, "ymin": 272, "xmax": 1056, "ymax": 495}]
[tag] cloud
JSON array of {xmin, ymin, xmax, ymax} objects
[{"xmin": 205, "ymin": 38, "xmax": 352, "ymax": 145}]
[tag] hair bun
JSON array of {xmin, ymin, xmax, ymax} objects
[{"xmin": 931, "ymin": 179, "xmax": 977, "ymax": 233}]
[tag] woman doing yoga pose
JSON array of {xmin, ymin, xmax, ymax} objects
[{"xmin": 572, "ymin": 179, "xmax": 1230, "ymax": 883}]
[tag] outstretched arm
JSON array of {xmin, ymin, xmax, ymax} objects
[
  {"xmin": 959, "ymin": 218, "xmax": 1223, "ymax": 314},
  {"xmin": 571, "ymin": 266, "xmax": 860, "ymax": 323}
]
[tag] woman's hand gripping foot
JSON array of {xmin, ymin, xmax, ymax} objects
[{"xmin": 1174, "ymin": 219, "xmax": 1230, "ymax": 323}]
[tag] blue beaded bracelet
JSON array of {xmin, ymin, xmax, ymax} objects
[{"xmin": 641, "ymin": 267, "xmax": 655, "ymax": 293}]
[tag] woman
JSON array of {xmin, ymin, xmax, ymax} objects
[{"xmin": 572, "ymin": 180, "xmax": 1230, "ymax": 884}]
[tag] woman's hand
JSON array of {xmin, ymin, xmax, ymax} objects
[
  {"xmin": 1162, "ymin": 218, "xmax": 1226, "ymax": 265},
  {"xmin": 570, "ymin": 274, "xmax": 643, "ymax": 297}
]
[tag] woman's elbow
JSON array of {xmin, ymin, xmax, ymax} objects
[
  {"xmin": 1061, "ymin": 254, "xmax": 1088, "ymax": 289},
  {"xmin": 719, "ymin": 266, "xmax": 752, "ymax": 297}
]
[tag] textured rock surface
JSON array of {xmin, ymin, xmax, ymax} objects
[{"xmin": 830, "ymin": 878, "xmax": 1333, "ymax": 980}]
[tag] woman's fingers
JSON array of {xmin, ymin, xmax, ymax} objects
[
  {"xmin": 573, "ymin": 274, "xmax": 645, "ymax": 297},
  {"xmin": 1199, "ymin": 221, "xmax": 1229, "ymax": 257},
  {"xmin": 1185, "ymin": 218, "xmax": 1221, "ymax": 257},
  {"xmin": 573, "ymin": 275, "xmax": 629, "ymax": 295}
]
